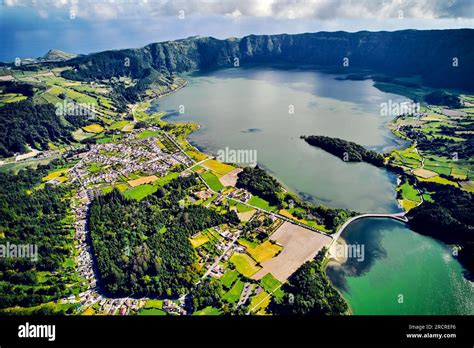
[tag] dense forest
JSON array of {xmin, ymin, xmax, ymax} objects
[
  {"xmin": 0, "ymin": 99, "xmax": 87, "ymax": 157},
  {"xmin": 270, "ymin": 249, "xmax": 348, "ymax": 315},
  {"xmin": 190, "ymin": 278, "xmax": 223, "ymax": 313},
  {"xmin": 236, "ymin": 166, "xmax": 283, "ymax": 205},
  {"xmin": 0, "ymin": 81, "xmax": 36, "ymax": 97},
  {"xmin": 0, "ymin": 162, "xmax": 78, "ymax": 309},
  {"xmin": 407, "ymin": 182, "xmax": 474, "ymax": 277},
  {"xmin": 424, "ymin": 90, "xmax": 462, "ymax": 108},
  {"xmin": 301, "ymin": 135, "xmax": 385, "ymax": 167},
  {"xmin": 89, "ymin": 176, "xmax": 239, "ymax": 297}
]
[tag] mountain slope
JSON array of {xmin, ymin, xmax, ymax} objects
[
  {"xmin": 62, "ymin": 29, "xmax": 474, "ymax": 91},
  {"xmin": 40, "ymin": 49, "xmax": 77, "ymax": 62}
]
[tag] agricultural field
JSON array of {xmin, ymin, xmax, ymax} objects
[
  {"xmin": 459, "ymin": 180, "xmax": 474, "ymax": 193},
  {"xmin": 238, "ymin": 239, "xmax": 282, "ymax": 263},
  {"xmin": 389, "ymin": 102, "xmax": 474, "ymax": 193},
  {"xmin": 0, "ymin": 93, "xmax": 27, "ymax": 105},
  {"xmin": 279, "ymin": 208, "xmax": 331, "ymax": 232},
  {"xmin": 137, "ymin": 129, "xmax": 160, "ymax": 139},
  {"xmin": 223, "ymin": 279, "xmax": 245, "ymax": 303},
  {"xmin": 190, "ymin": 232, "xmax": 210, "ymax": 248},
  {"xmin": 219, "ymin": 168, "xmax": 243, "ymax": 187},
  {"xmin": 138, "ymin": 300, "xmax": 166, "ymax": 315},
  {"xmin": 260, "ymin": 273, "xmax": 282, "ymax": 294},
  {"xmin": 398, "ymin": 182, "xmax": 421, "ymax": 202},
  {"xmin": 109, "ymin": 120, "xmax": 134, "ymax": 132},
  {"xmin": 138, "ymin": 309, "xmax": 166, "ymax": 316},
  {"xmin": 236, "ymin": 202, "xmax": 254, "ymax": 213},
  {"xmin": 201, "ymin": 159, "xmax": 235, "ymax": 176},
  {"xmin": 153, "ymin": 172, "xmax": 180, "ymax": 186},
  {"xmin": 201, "ymin": 170, "xmax": 224, "ymax": 192},
  {"xmin": 123, "ymin": 184, "xmax": 157, "ymax": 201},
  {"xmin": 249, "ymin": 290, "xmax": 270, "ymax": 314},
  {"xmin": 220, "ymin": 269, "xmax": 240, "ymax": 289},
  {"xmin": 252, "ymin": 221, "xmax": 332, "ymax": 282},
  {"xmin": 72, "ymin": 129, "xmax": 96, "ymax": 141},
  {"xmin": 186, "ymin": 150, "xmax": 208, "ymax": 162},
  {"xmin": 193, "ymin": 306, "xmax": 222, "ymax": 316},
  {"xmin": 42, "ymin": 168, "xmax": 70, "ymax": 182},
  {"xmin": 82, "ymin": 124, "xmax": 104, "ymax": 134},
  {"xmin": 248, "ymin": 195, "xmax": 277, "ymax": 212},
  {"xmin": 230, "ymin": 253, "xmax": 261, "ymax": 278},
  {"xmin": 418, "ymin": 175, "xmax": 459, "ymax": 187},
  {"xmin": 128, "ymin": 175, "xmax": 158, "ymax": 187}
]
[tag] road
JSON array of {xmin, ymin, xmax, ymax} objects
[
  {"xmin": 409, "ymin": 146, "xmax": 425, "ymax": 207},
  {"xmin": 201, "ymin": 232, "xmax": 240, "ymax": 279},
  {"xmin": 330, "ymin": 212, "xmax": 408, "ymax": 247}
]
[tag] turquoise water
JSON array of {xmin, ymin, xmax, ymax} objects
[{"xmin": 326, "ymin": 218, "xmax": 474, "ymax": 315}]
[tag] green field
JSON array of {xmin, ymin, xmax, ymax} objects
[
  {"xmin": 230, "ymin": 253, "xmax": 261, "ymax": 278},
  {"xmin": 399, "ymin": 182, "xmax": 421, "ymax": 202},
  {"xmin": 260, "ymin": 273, "xmax": 282, "ymax": 293},
  {"xmin": 193, "ymin": 306, "xmax": 222, "ymax": 316},
  {"xmin": 247, "ymin": 195, "xmax": 277, "ymax": 212},
  {"xmin": 96, "ymin": 137, "xmax": 113, "ymax": 144},
  {"xmin": 123, "ymin": 184, "xmax": 157, "ymax": 201},
  {"xmin": 137, "ymin": 129, "xmax": 160, "ymax": 139},
  {"xmin": 101, "ymin": 186, "xmax": 114, "ymax": 194},
  {"xmin": 236, "ymin": 202, "xmax": 254, "ymax": 213},
  {"xmin": 223, "ymin": 279, "xmax": 245, "ymax": 303},
  {"xmin": 109, "ymin": 120, "xmax": 134, "ymax": 132},
  {"xmin": 153, "ymin": 172, "xmax": 180, "ymax": 186},
  {"xmin": 88, "ymin": 163, "xmax": 103, "ymax": 173},
  {"xmin": 423, "ymin": 165, "xmax": 451, "ymax": 176},
  {"xmin": 201, "ymin": 170, "xmax": 224, "ymax": 192},
  {"xmin": 138, "ymin": 308, "xmax": 166, "ymax": 316},
  {"xmin": 220, "ymin": 269, "xmax": 240, "ymax": 289},
  {"xmin": 144, "ymin": 299, "xmax": 163, "ymax": 309}
]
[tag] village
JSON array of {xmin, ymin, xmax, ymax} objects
[{"xmin": 69, "ymin": 130, "xmax": 192, "ymax": 187}]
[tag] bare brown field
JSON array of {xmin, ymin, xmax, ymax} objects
[
  {"xmin": 413, "ymin": 168, "xmax": 437, "ymax": 179},
  {"xmin": 252, "ymin": 221, "xmax": 332, "ymax": 282},
  {"xmin": 0, "ymin": 75, "xmax": 14, "ymax": 81},
  {"xmin": 128, "ymin": 175, "xmax": 158, "ymax": 187},
  {"xmin": 237, "ymin": 210, "xmax": 256, "ymax": 222},
  {"xmin": 219, "ymin": 168, "xmax": 243, "ymax": 187}
]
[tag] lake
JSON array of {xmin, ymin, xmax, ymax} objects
[
  {"xmin": 326, "ymin": 218, "xmax": 474, "ymax": 315},
  {"xmin": 151, "ymin": 67, "xmax": 408, "ymax": 213}
]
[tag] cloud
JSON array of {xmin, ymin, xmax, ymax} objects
[{"xmin": 3, "ymin": 0, "xmax": 474, "ymax": 21}]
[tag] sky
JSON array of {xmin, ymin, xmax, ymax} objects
[{"xmin": 1, "ymin": 0, "xmax": 473, "ymax": 62}]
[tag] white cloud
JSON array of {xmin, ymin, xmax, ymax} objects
[{"xmin": 3, "ymin": 0, "xmax": 474, "ymax": 21}]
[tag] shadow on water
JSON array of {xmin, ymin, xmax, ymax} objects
[{"xmin": 326, "ymin": 219, "xmax": 390, "ymax": 293}]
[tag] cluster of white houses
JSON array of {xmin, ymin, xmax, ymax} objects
[{"xmin": 69, "ymin": 134, "xmax": 191, "ymax": 186}]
